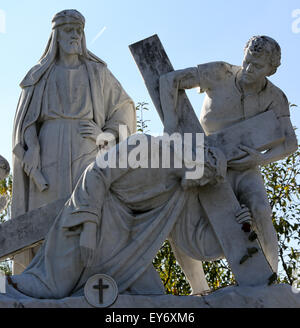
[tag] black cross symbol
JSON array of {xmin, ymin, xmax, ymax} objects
[{"xmin": 93, "ymin": 278, "xmax": 109, "ymax": 304}]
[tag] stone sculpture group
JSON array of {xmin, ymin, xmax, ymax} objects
[{"xmin": 0, "ymin": 9, "xmax": 299, "ymax": 308}]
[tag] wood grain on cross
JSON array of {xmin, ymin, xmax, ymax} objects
[
  {"xmin": 129, "ymin": 34, "xmax": 276, "ymax": 286},
  {"xmin": 0, "ymin": 198, "xmax": 67, "ymax": 261}
]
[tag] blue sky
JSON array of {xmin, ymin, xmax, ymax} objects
[{"xmin": 0, "ymin": 0, "xmax": 300, "ymax": 163}]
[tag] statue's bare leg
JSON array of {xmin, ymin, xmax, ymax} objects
[{"xmin": 228, "ymin": 168, "xmax": 278, "ymax": 273}]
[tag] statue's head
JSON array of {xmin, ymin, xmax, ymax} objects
[
  {"xmin": 241, "ymin": 36, "xmax": 281, "ymax": 83},
  {"xmin": 52, "ymin": 10, "xmax": 85, "ymax": 56},
  {"xmin": 20, "ymin": 9, "xmax": 106, "ymax": 88}
]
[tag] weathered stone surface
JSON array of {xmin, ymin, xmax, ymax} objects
[
  {"xmin": 0, "ymin": 198, "xmax": 67, "ymax": 260},
  {"xmin": 153, "ymin": 34, "xmax": 297, "ymax": 277},
  {"xmin": 11, "ymin": 9, "xmax": 136, "ymax": 273},
  {"xmin": 210, "ymin": 110, "xmax": 284, "ymax": 161},
  {"xmin": 197, "ymin": 182, "xmax": 273, "ymax": 287},
  {"xmin": 1, "ymin": 30, "xmax": 297, "ymax": 308},
  {"xmin": 84, "ymin": 274, "xmax": 119, "ymax": 308},
  {"xmin": 0, "ymin": 284, "xmax": 299, "ymax": 308},
  {"xmin": 112, "ymin": 284, "xmax": 300, "ymax": 308},
  {"xmin": 129, "ymin": 34, "xmax": 203, "ymax": 135},
  {"xmin": 130, "ymin": 35, "xmax": 274, "ymax": 287}
]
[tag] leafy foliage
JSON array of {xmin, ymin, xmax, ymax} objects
[
  {"xmin": 0, "ymin": 174, "xmax": 12, "ymax": 223},
  {"xmin": 153, "ymin": 241, "xmax": 191, "ymax": 295},
  {"xmin": 0, "ymin": 174, "xmax": 12, "ymax": 275},
  {"xmin": 263, "ymin": 148, "xmax": 300, "ymax": 286},
  {"xmin": 136, "ymin": 102, "xmax": 150, "ymax": 133}
]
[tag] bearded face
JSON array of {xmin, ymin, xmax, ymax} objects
[{"xmin": 57, "ymin": 23, "xmax": 83, "ymax": 55}]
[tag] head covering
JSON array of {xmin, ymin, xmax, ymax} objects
[
  {"xmin": 20, "ymin": 9, "xmax": 106, "ymax": 88},
  {"xmin": 52, "ymin": 9, "xmax": 85, "ymax": 29}
]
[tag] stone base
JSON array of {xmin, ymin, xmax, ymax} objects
[{"xmin": 0, "ymin": 284, "xmax": 299, "ymax": 308}]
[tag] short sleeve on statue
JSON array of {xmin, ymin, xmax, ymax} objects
[
  {"xmin": 197, "ymin": 61, "xmax": 234, "ymax": 93},
  {"xmin": 266, "ymin": 83, "xmax": 291, "ymax": 119}
]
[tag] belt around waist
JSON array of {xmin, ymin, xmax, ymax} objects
[{"xmin": 43, "ymin": 118, "xmax": 92, "ymax": 122}]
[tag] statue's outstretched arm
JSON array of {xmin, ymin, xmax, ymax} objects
[{"xmin": 161, "ymin": 67, "xmax": 199, "ymax": 91}]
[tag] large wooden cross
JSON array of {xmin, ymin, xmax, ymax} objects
[{"xmin": 129, "ymin": 35, "xmax": 279, "ymax": 286}]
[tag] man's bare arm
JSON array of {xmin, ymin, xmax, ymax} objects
[
  {"xmin": 260, "ymin": 117, "xmax": 298, "ymax": 165},
  {"xmin": 161, "ymin": 67, "xmax": 200, "ymax": 90},
  {"xmin": 228, "ymin": 117, "xmax": 298, "ymax": 170}
]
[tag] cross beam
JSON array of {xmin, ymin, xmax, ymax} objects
[{"xmin": 0, "ymin": 198, "xmax": 67, "ymax": 261}]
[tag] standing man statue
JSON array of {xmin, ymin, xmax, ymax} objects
[
  {"xmin": 11, "ymin": 9, "xmax": 136, "ymax": 274},
  {"xmin": 161, "ymin": 36, "xmax": 298, "ymax": 273}
]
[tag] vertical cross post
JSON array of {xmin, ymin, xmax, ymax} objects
[{"xmin": 93, "ymin": 278, "xmax": 109, "ymax": 304}]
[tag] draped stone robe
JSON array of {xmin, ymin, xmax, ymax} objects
[
  {"xmin": 28, "ymin": 63, "xmax": 96, "ymax": 209},
  {"xmin": 10, "ymin": 138, "xmax": 224, "ymax": 299},
  {"xmin": 11, "ymin": 58, "xmax": 136, "ymax": 274},
  {"xmin": 12, "ymin": 59, "xmax": 136, "ymax": 218}
]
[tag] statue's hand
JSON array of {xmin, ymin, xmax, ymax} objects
[
  {"xmin": 96, "ymin": 132, "xmax": 116, "ymax": 151},
  {"xmin": 23, "ymin": 147, "xmax": 40, "ymax": 176},
  {"xmin": 236, "ymin": 205, "xmax": 253, "ymax": 232},
  {"xmin": 79, "ymin": 221, "xmax": 97, "ymax": 267},
  {"xmin": 79, "ymin": 121, "xmax": 103, "ymax": 143},
  {"xmin": 228, "ymin": 145, "xmax": 263, "ymax": 171},
  {"xmin": 236, "ymin": 205, "xmax": 252, "ymax": 224}
]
